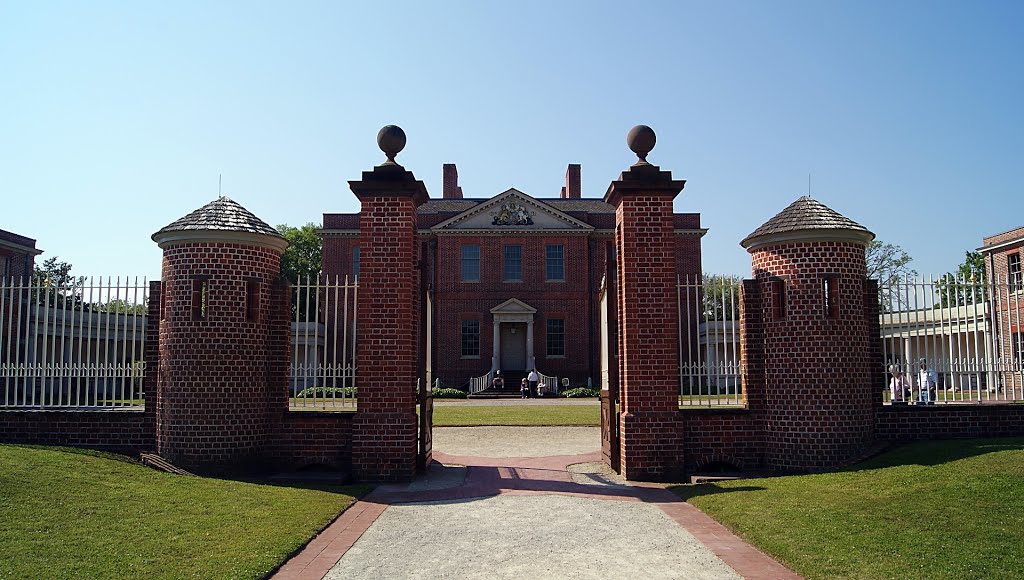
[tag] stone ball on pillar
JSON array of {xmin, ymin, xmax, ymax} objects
[
  {"xmin": 627, "ymin": 125, "xmax": 656, "ymax": 163},
  {"xmin": 377, "ymin": 125, "xmax": 407, "ymax": 164}
]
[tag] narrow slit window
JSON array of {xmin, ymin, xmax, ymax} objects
[
  {"xmin": 773, "ymin": 278, "xmax": 786, "ymax": 321},
  {"xmin": 192, "ymin": 277, "xmax": 209, "ymax": 320},
  {"xmin": 823, "ymin": 275, "xmax": 840, "ymax": 319},
  {"xmin": 160, "ymin": 282, "xmax": 168, "ymax": 321},
  {"xmin": 246, "ymin": 280, "xmax": 260, "ymax": 322}
]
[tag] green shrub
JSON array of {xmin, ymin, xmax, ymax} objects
[
  {"xmin": 295, "ymin": 386, "xmax": 357, "ymax": 398},
  {"xmin": 432, "ymin": 387, "xmax": 468, "ymax": 399},
  {"xmin": 561, "ymin": 387, "xmax": 599, "ymax": 398}
]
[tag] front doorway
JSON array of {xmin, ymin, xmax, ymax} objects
[
  {"xmin": 490, "ymin": 298, "xmax": 537, "ymax": 374},
  {"xmin": 500, "ymin": 323, "xmax": 528, "ymax": 371}
]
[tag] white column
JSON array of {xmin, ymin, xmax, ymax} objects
[
  {"xmin": 492, "ymin": 319, "xmax": 500, "ymax": 372},
  {"xmin": 527, "ymin": 319, "xmax": 535, "ymax": 371}
]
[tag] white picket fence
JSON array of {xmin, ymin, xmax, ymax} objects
[
  {"xmin": 0, "ymin": 276, "xmax": 149, "ymax": 408},
  {"xmin": 289, "ymin": 274, "xmax": 358, "ymax": 409},
  {"xmin": 677, "ymin": 275, "xmax": 743, "ymax": 406}
]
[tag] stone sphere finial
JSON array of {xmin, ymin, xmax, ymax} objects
[
  {"xmin": 626, "ymin": 125, "xmax": 656, "ymax": 164},
  {"xmin": 377, "ymin": 125, "xmax": 407, "ymax": 164}
]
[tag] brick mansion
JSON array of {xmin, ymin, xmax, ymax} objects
[{"xmin": 321, "ymin": 162, "xmax": 704, "ymax": 387}]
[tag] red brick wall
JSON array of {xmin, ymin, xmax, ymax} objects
[
  {"xmin": 156, "ymin": 241, "xmax": 283, "ymax": 471},
  {"xmin": 322, "ymin": 235, "xmax": 359, "ymax": 282},
  {"xmin": 271, "ymin": 411, "xmax": 354, "ymax": 469},
  {"xmin": 751, "ymin": 240, "xmax": 875, "ymax": 470},
  {"xmin": 876, "ymin": 405, "xmax": 1024, "ymax": 440},
  {"xmin": 432, "ymin": 233, "xmax": 596, "ymax": 382},
  {"xmin": 981, "ymin": 227, "xmax": 1024, "ymax": 247},
  {"xmin": 0, "ymin": 410, "xmax": 152, "ymax": 453},
  {"xmin": 614, "ymin": 193, "xmax": 685, "ymax": 480},
  {"xmin": 680, "ymin": 409, "xmax": 763, "ymax": 471},
  {"xmin": 350, "ymin": 192, "xmax": 421, "ymax": 482}
]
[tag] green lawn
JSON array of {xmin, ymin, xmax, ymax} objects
[
  {"xmin": 0, "ymin": 445, "xmax": 369, "ymax": 579},
  {"xmin": 671, "ymin": 438, "xmax": 1024, "ymax": 579},
  {"xmin": 432, "ymin": 404, "xmax": 600, "ymax": 426}
]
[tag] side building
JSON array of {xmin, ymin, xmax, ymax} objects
[
  {"xmin": 322, "ymin": 163, "xmax": 705, "ymax": 388},
  {"xmin": 980, "ymin": 226, "xmax": 1024, "ymax": 391}
]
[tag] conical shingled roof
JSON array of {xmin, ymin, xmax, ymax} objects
[
  {"xmin": 740, "ymin": 196, "xmax": 873, "ymax": 250},
  {"xmin": 154, "ymin": 197, "xmax": 284, "ymax": 239}
]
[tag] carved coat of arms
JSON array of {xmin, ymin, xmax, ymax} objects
[{"xmin": 492, "ymin": 201, "xmax": 533, "ymax": 226}]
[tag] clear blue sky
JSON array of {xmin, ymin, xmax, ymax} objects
[{"xmin": 2, "ymin": 0, "xmax": 1021, "ymax": 281}]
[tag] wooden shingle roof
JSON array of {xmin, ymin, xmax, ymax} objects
[
  {"xmin": 154, "ymin": 197, "xmax": 283, "ymax": 239},
  {"xmin": 741, "ymin": 196, "xmax": 873, "ymax": 250}
]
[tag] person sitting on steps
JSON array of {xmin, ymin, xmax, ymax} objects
[{"xmin": 520, "ymin": 378, "xmax": 530, "ymax": 399}]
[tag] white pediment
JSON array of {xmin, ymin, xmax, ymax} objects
[
  {"xmin": 490, "ymin": 298, "xmax": 537, "ymax": 315},
  {"xmin": 432, "ymin": 188, "xmax": 593, "ymax": 233}
]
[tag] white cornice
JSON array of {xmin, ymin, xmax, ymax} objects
[
  {"xmin": 741, "ymin": 229, "xmax": 874, "ymax": 253},
  {"xmin": 675, "ymin": 228, "xmax": 709, "ymax": 237},
  {"xmin": 321, "ymin": 229, "xmax": 360, "ymax": 237},
  {"xmin": 152, "ymin": 229, "xmax": 290, "ymax": 252}
]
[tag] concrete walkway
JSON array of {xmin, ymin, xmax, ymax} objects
[{"xmin": 272, "ymin": 427, "xmax": 800, "ymax": 580}]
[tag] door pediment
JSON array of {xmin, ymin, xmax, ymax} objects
[{"xmin": 490, "ymin": 298, "xmax": 537, "ymax": 315}]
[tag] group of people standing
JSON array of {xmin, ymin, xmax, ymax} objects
[{"xmin": 888, "ymin": 359, "xmax": 938, "ymax": 404}]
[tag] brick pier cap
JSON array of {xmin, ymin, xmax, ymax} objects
[
  {"xmin": 741, "ymin": 196, "xmax": 877, "ymax": 470},
  {"xmin": 152, "ymin": 197, "xmax": 289, "ymax": 472}
]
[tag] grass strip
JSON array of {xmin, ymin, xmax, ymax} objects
[
  {"xmin": 432, "ymin": 404, "xmax": 600, "ymax": 426},
  {"xmin": 0, "ymin": 445, "xmax": 369, "ymax": 579},
  {"xmin": 670, "ymin": 438, "xmax": 1024, "ymax": 579}
]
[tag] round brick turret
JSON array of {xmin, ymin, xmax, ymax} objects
[
  {"xmin": 741, "ymin": 196, "xmax": 876, "ymax": 470},
  {"xmin": 152, "ymin": 197, "xmax": 289, "ymax": 472}
]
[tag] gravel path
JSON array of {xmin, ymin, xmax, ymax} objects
[
  {"xmin": 295, "ymin": 427, "xmax": 797, "ymax": 580},
  {"xmin": 432, "ymin": 426, "xmax": 600, "ymax": 457},
  {"xmin": 325, "ymin": 494, "xmax": 740, "ymax": 580}
]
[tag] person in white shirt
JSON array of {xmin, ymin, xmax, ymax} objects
[
  {"xmin": 527, "ymin": 369, "xmax": 539, "ymax": 397},
  {"xmin": 918, "ymin": 359, "xmax": 937, "ymax": 404}
]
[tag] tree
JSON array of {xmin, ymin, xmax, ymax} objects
[
  {"xmin": 276, "ymin": 223, "xmax": 322, "ymax": 285},
  {"xmin": 95, "ymin": 299, "xmax": 148, "ymax": 315},
  {"xmin": 701, "ymin": 274, "xmax": 742, "ymax": 321},
  {"xmin": 936, "ymin": 251, "xmax": 987, "ymax": 308},
  {"xmin": 31, "ymin": 257, "xmax": 84, "ymax": 308},
  {"xmin": 866, "ymin": 240, "xmax": 917, "ymax": 312}
]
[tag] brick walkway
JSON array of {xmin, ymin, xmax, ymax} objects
[{"xmin": 272, "ymin": 451, "xmax": 800, "ymax": 579}]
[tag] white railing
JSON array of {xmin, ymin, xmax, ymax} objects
[
  {"xmin": 289, "ymin": 274, "xmax": 358, "ymax": 410},
  {"xmin": 879, "ymin": 274, "xmax": 1024, "ymax": 404},
  {"xmin": 677, "ymin": 275, "xmax": 743, "ymax": 406},
  {"xmin": 0, "ymin": 276, "xmax": 149, "ymax": 408},
  {"xmin": 537, "ymin": 371, "xmax": 559, "ymax": 396},
  {"xmin": 469, "ymin": 371, "xmax": 492, "ymax": 395}
]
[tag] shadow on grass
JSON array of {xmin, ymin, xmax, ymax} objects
[
  {"xmin": 7, "ymin": 444, "xmax": 375, "ymax": 497},
  {"xmin": 847, "ymin": 437, "xmax": 1024, "ymax": 471},
  {"xmin": 669, "ymin": 482, "xmax": 767, "ymax": 501}
]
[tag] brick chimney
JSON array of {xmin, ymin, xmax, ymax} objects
[
  {"xmin": 443, "ymin": 163, "xmax": 463, "ymax": 199},
  {"xmin": 562, "ymin": 164, "xmax": 581, "ymax": 199}
]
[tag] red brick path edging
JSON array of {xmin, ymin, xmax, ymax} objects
[{"xmin": 271, "ymin": 451, "xmax": 800, "ymax": 580}]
